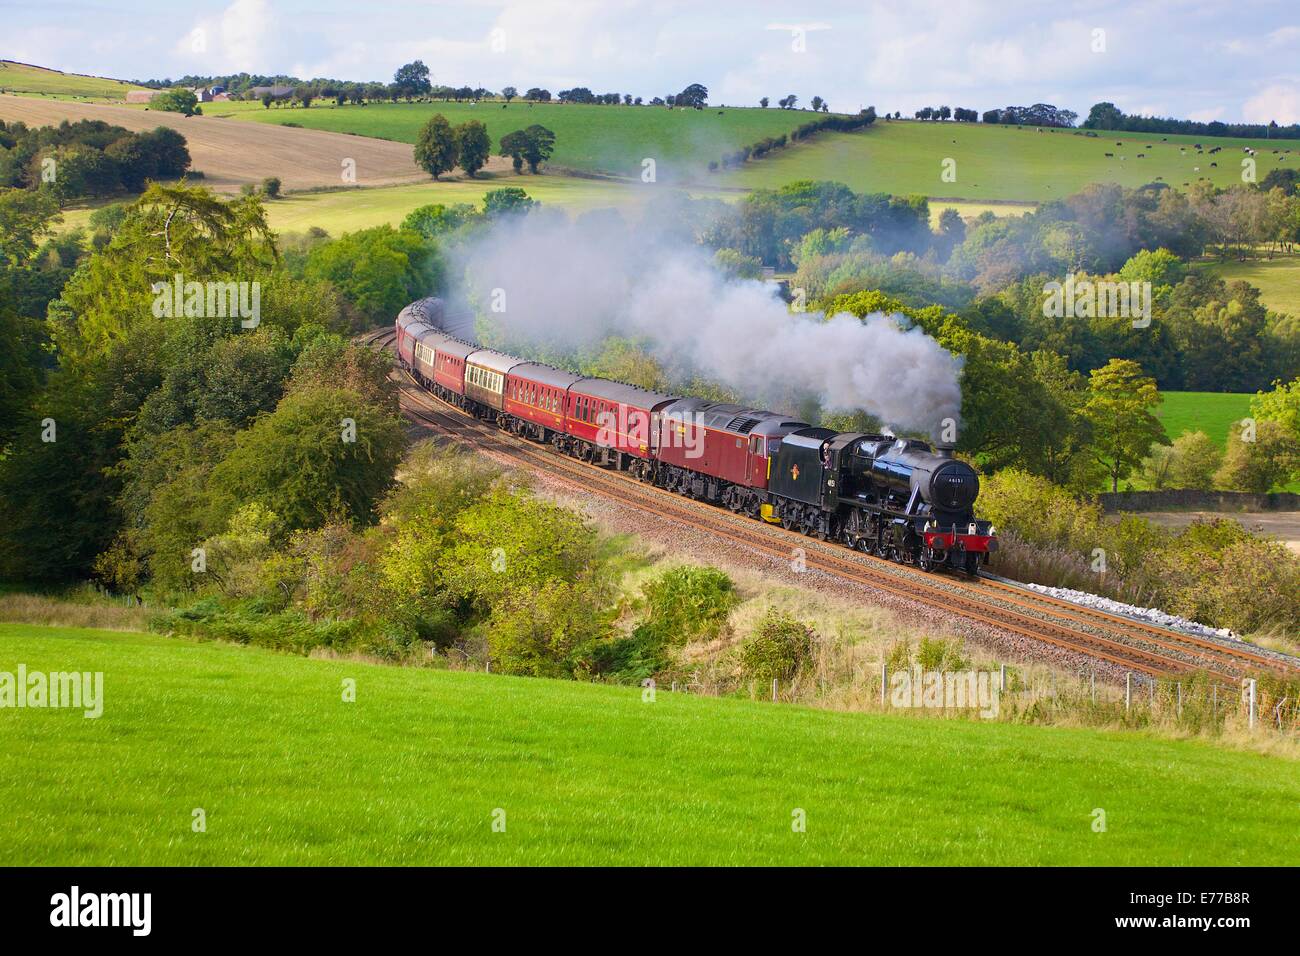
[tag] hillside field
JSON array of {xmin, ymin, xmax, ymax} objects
[
  {"xmin": 1200, "ymin": 254, "xmax": 1300, "ymax": 318},
  {"xmin": 200, "ymin": 98, "xmax": 833, "ymax": 180},
  {"xmin": 714, "ymin": 120, "xmax": 1300, "ymax": 202},
  {"xmin": 1157, "ymin": 391, "xmax": 1253, "ymax": 447},
  {"xmin": 0, "ymin": 60, "xmax": 147, "ymax": 101},
  {"xmin": 1, "ymin": 622, "xmax": 1296, "ymax": 865}
]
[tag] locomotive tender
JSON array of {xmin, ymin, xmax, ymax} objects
[{"xmin": 396, "ymin": 299, "xmax": 996, "ymax": 574}]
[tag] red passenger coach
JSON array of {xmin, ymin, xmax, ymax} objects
[
  {"xmin": 560, "ymin": 379, "xmax": 677, "ymax": 474},
  {"xmin": 431, "ymin": 338, "xmax": 476, "ymax": 396},
  {"xmin": 504, "ymin": 363, "xmax": 581, "ymax": 441},
  {"xmin": 655, "ymin": 399, "xmax": 809, "ymax": 508}
]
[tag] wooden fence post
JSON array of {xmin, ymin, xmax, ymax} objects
[
  {"xmin": 1248, "ymin": 679, "xmax": 1257, "ymax": 729},
  {"xmin": 1125, "ymin": 673, "xmax": 1132, "ymax": 713}
]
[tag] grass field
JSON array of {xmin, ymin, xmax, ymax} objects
[
  {"xmin": 1157, "ymin": 391, "xmax": 1253, "ymax": 447},
  {"xmin": 714, "ymin": 120, "xmax": 1300, "ymax": 202},
  {"xmin": 1199, "ymin": 254, "xmax": 1300, "ymax": 317},
  {"xmin": 0, "ymin": 60, "xmax": 146, "ymax": 101},
  {"xmin": 1, "ymin": 622, "xmax": 1296, "ymax": 865},
  {"xmin": 199, "ymin": 98, "xmax": 831, "ymax": 180}
]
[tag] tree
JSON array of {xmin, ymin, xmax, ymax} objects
[
  {"xmin": 498, "ymin": 129, "xmax": 527, "ymax": 173},
  {"xmin": 393, "ymin": 60, "xmax": 432, "ymax": 97},
  {"xmin": 1252, "ymin": 377, "xmax": 1300, "ymax": 442},
  {"xmin": 261, "ymin": 176, "xmax": 282, "ymax": 198},
  {"xmin": 454, "ymin": 120, "xmax": 491, "ymax": 178},
  {"xmin": 211, "ymin": 386, "xmax": 405, "ymax": 533},
  {"xmin": 524, "ymin": 87, "xmax": 550, "ymax": 102},
  {"xmin": 502, "ymin": 86, "xmax": 518, "ymax": 104},
  {"xmin": 1083, "ymin": 102, "xmax": 1125, "ymax": 130},
  {"xmin": 1084, "ymin": 359, "xmax": 1168, "ymax": 492},
  {"xmin": 303, "ymin": 225, "xmax": 444, "ymax": 324},
  {"xmin": 1167, "ymin": 431, "xmax": 1222, "ymax": 488},
  {"xmin": 413, "ymin": 114, "xmax": 459, "ymax": 179},
  {"xmin": 1215, "ymin": 419, "xmax": 1300, "ymax": 492},
  {"xmin": 294, "ymin": 86, "xmax": 315, "ymax": 109},
  {"xmin": 402, "ymin": 202, "xmax": 479, "ymax": 237},
  {"xmin": 482, "ymin": 187, "xmax": 535, "ymax": 218},
  {"xmin": 760, "ymin": 96, "xmax": 769, "ymax": 108},
  {"xmin": 810, "ymin": 96, "xmax": 824, "ymax": 113},
  {"xmin": 500, "ymin": 125, "xmax": 556, "ymax": 174},
  {"xmin": 152, "ymin": 88, "xmax": 201, "ymax": 116},
  {"xmin": 677, "ymin": 83, "xmax": 708, "ymax": 109}
]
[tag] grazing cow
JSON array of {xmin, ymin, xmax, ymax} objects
[
  {"xmin": 1210, "ymin": 162, "xmax": 1217, "ymax": 167},
  {"xmin": 1105, "ymin": 152, "xmax": 1114, "ymax": 157},
  {"xmin": 1137, "ymin": 153, "xmax": 1145, "ymax": 158}
]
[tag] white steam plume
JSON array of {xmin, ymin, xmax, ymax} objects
[{"xmin": 453, "ymin": 211, "xmax": 963, "ymax": 437}]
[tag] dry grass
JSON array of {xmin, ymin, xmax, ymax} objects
[{"xmin": 0, "ymin": 591, "xmax": 150, "ymax": 632}]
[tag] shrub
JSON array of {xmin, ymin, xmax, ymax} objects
[
  {"xmin": 261, "ymin": 176, "xmax": 282, "ymax": 198},
  {"xmin": 638, "ymin": 565, "xmax": 737, "ymax": 646},
  {"xmin": 740, "ymin": 609, "xmax": 814, "ymax": 684}
]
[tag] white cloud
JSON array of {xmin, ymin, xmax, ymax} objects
[
  {"xmin": 176, "ymin": 0, "xmax": 276, "ymax": 74},
  {"xmin": 1243, "ymin": 84, "xmax": 1300, "ymax": 126}
]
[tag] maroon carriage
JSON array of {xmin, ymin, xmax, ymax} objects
[
  {"xmin": 562, "ymin": 379, "xmax": 678, "ymax": 475},
  {"xmin": 655, "ymin": 399, "xmax": 809, "ymax": 509},
  {"xmin": 504, "ymin": 363, "xmax": 581, "ymax": 441}
]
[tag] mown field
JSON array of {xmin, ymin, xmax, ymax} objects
[
  {"xmin": 1200, "ymin": 254, "xmax": 1300, "ymax": 318},
  {"xmin": 0, "ymin": 60, "xmax": 146, "ymax": 101},
  {"xmin": 1, "ymin": 622, "xmax": 1296, "ymax": 865},
  {"xmin": 715, "ymin": 120, "xmax": 1300, "ymax": 202},
  {"xmin": 1157, "ymin": 391, "xmax": 1253, "ymax": 448},
  {"xmin": 200, "ymin": 98, "xmax": 829, "ymax": 180}
]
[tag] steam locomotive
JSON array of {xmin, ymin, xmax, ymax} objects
[{"xmin": 396, "ymin": 299, "xmax": 996, "ymax": 574}]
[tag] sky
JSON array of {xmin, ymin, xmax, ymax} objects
[{"xmin": 5, "ymin": 0, "xmax": 1300, "ymax": 124}]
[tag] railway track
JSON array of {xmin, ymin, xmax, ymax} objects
[{"xmin": 361, "ymin": 326, "xmax": 1299, "ymax": 684}]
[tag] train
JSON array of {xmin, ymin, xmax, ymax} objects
[{"xmin": 395, "ymin": 298, "xmax": 997, "ymax": 574}]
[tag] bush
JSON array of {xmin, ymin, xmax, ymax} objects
[
  {"xmin": 638, "ymin": 565, "xmax": 737, "ymax": 646},
  {"xmin": 261, "ymin": 176, "xmax": 282, "ymax": 198},
  {"xmin": 740, "ymin": 609, "xmax": 814, "ymax": 684}
]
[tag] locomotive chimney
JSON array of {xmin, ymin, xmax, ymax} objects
[{"xmin": 934, "ymin": 444, "xmax": 955, "ymax": 459}]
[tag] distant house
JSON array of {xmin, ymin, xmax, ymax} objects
[{"xmin": 125, "ymin": 89, "xmax": 164, "ymax": 104}]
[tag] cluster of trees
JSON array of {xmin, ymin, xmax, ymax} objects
[
  {"xmin": 1084, "ymin": 102, "xmax": 1300, "ymax": 140},
  {"xmin": 0, "ymin": 119, "xmax": 190, "ymax": 199},
  {"xmin": 979, "ymin": 469, "xmax": 1300, "ymax": 638},
  {"xmin": 411, "ymin": 113, "xmax": 555, "ymax": 178},
  {"xmin": 914, "ymin": 106, "xmax": 979, "ymax": 122},
  {"xmin": 981, "ymin": 104, "xmax": 1079, "ymax": 127},
  {"xmin": 0, "ymin": 183, "xmax": 461, "ymax": 588},
  {"xmin": 759, "ymin": 181, "xmax": 1299, "ymax": 393}
]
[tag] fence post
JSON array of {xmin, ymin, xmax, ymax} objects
[
  {"xmin": 772, "ymin": 678, "xmax": 778, "ymax": 702},
  {"xmin": 880, "ymin": 663, "xmax": 887, "ymax": 705},
  {"xmin": 1213, "ymin": 683, "xmax": 1217, "ymax": 716},
  {"xmin": 1176, "ymin": 682, "xmax": 1182, "ymax": 718},
  {"xmin": 485, "ymin": 660, "xmax": 490, "ymax": 674},
  {"xmin": 1090, "ymin": 670, "xmax": 1095, "ymax": 704},
  {"xmin": 1125, "ymin": 673, "xmax": 1131, "ymax": 713},
  {"xmin": 1248, "ymin": 679, "xmax": 1257, "ymax": 729},
  {"xmin": 671, "ymin": 681, "xmax": 677, "ymax": 693},
  {"xmin": 999, "ymin": 664, "xmax": 1006, "ymax": 693}
]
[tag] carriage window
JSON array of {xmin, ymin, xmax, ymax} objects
[{"xmin": 750, "ymin": 436, "xmax": 764, "ymax": 457}]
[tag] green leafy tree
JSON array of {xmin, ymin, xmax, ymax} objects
[
  {"xmin": 501, "ymin": 125, "xmax": 556, "ymax": 173},
  {"xmin": 413, "ymin": 114, "xmax": 459, "ymax": 179},
  {"xmin": 1167, "ymin": 431, "xmax": 1222, "ymax": 489},
  {"xmin": 303, "ymin": 225, "xmax": 443, "ymax": 324},
  {"xmin": 1252, "ymin": 377, "xmax": 1300, "ymax": 441},
  {"xmin": 151, "ymin": 88, "xmax": 201, "ymax": 116},
  {"xmin": 1215, "ymin": 419, "xmax": 1300, "ymax": 492},
  {"xmin": 482, "ymin": 187, "xmax": 535, "ymax": 218},
  {"xmin": 498, "ymin": 129, "xmax": 527, "ymax": 173},
  {"xmin": 1084, "ymin": 358, "xmax": 1168, "ymax": 492},
  {"xmin": 401, "ymin": 202, "xmax": 479, "ymax": 237},
  {"xmin": 211, "ymin": 387, "xmax": 406, "ymax": 532},
  {"xmin": 454, "ymin": 120, "xmax": 491, "ymax": 177},
  {"xmin": 393, "ymin": 60, "xmax": 432, "ymax": 97}
]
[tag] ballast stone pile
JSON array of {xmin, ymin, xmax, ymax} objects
[{"xmin": 1021, "ymin": 583, "xmax": 1240, "ymax": 642}]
